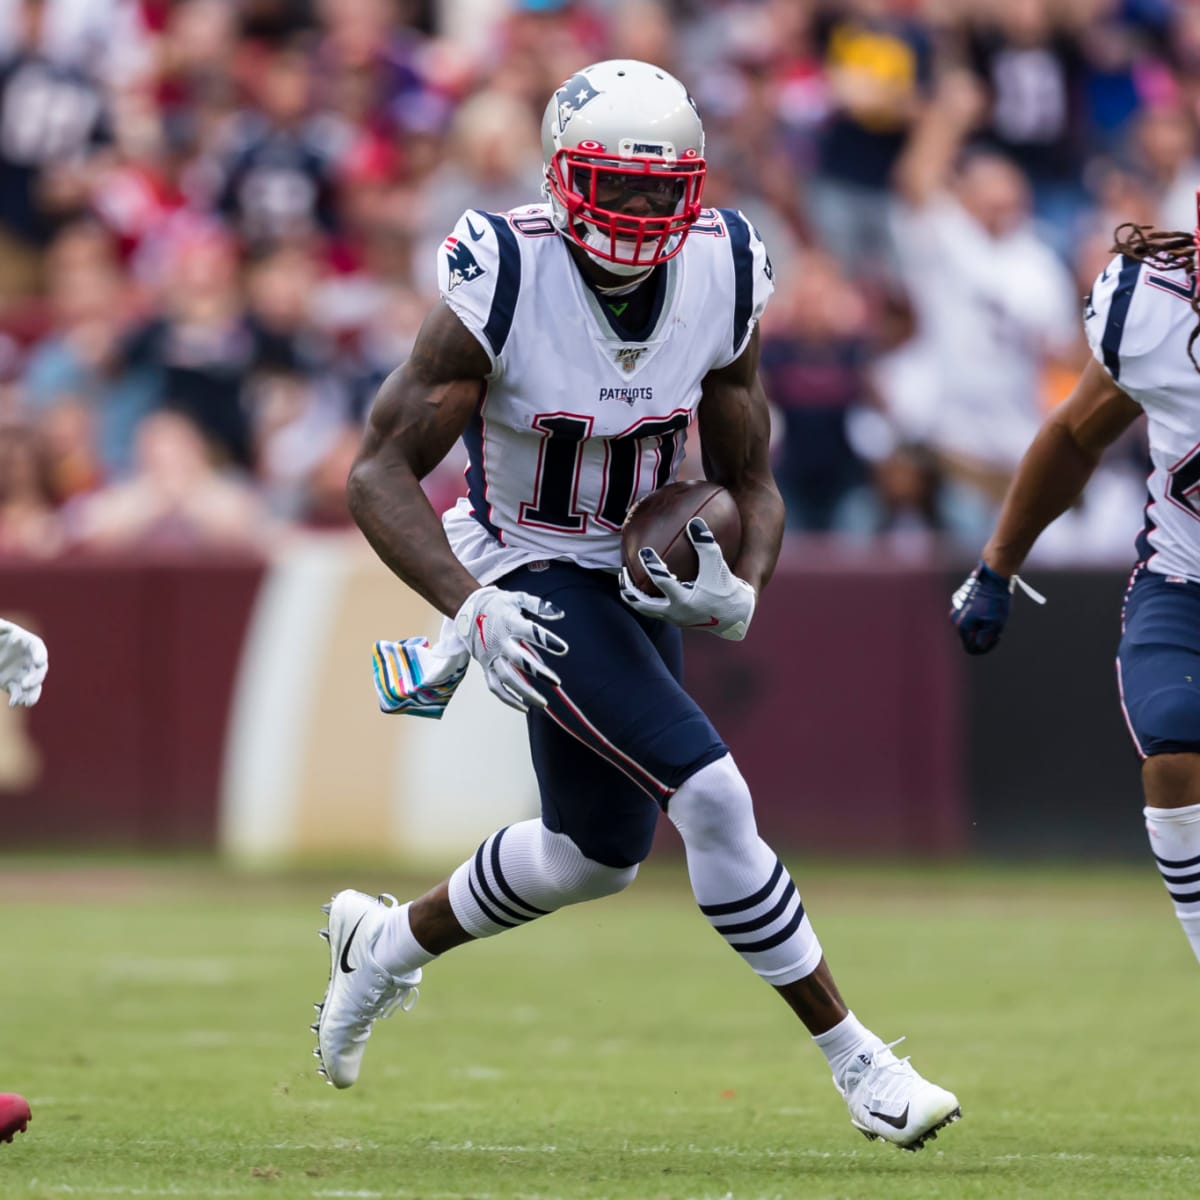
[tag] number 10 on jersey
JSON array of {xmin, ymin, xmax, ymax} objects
[{"xmin": 519, "ymin": 410, "xmax": 691, "ymax": 533}]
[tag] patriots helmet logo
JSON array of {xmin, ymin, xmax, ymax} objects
[
  {"xmin": 443, "ymin": 236, "xmax": 486, "ymax": 292},
  {"xmin": 555, "ymin": 73, "xmax": 601, "ymax": 131}
]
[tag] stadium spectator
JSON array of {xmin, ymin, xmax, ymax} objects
[
  {"xmin": 887, "ymin": 68, "xmax": 1081, "ymax": 544},
  {"xmin": 411, "ymin": 87, "xmax": 544, "ymax": 295},
  {"xmin": 118, "ymin": 223, "xmax": 298, "ymax": 471},
  {"xmin": 964, "ymin": 0, "xmax": 1092, "ymax": 251},
  {"xmin": 0, "ymin": 0, "xmax": 113, "ymax": 305},
  {"xmin": 1133, "ymin": 102, "xmax": 1200, "ymax": 231},
  {"xmin": 0, "ymin": 419, "xmax": 64, "ymax": 555},
  {"xmin": 212, "ymin": 37, "xmax": 351, "ymax": 250},
  {"xmin": 760, "ymin": 248, "xmax": 873, "ymax": 531},
  {"xmin": 0, "ymin": 0, "xmax": 151, "ymax": 84},
  {"xmin": 806, "ymin": 0, "xmax": 934, "ymax": 278},
  {"xmin": 66, "ymin": 408, "xmax": 280, "ymax": 552},
  {"xmin": 312, "ymin": 0, "xmax": 448, "ymax": 142},
  {"xmin": 22, "ymin": 220, "xmax": 156, "ymax": 476},
  {"xmin": 151, "ymin": 0, "xmax": 240, "ymax": 144},
  {"xmin": 37, "ymin": 396, "xmax": 104, "ymax": 502}
]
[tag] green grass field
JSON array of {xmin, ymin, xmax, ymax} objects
[{"xmin": 0, "ymin": 856, "xmax": 1195, "ymax": 1200}]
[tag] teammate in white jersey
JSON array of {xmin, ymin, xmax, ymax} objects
[
  {"xmin": 952, "ymin": 210, "xmax": 1200, "ymax": 966},
  {"xmin": 0, "ymin": 614, "xmax": 48, "ymax": 1146},
  {"xmin": 314, "ymin": 60, "xmax": 960, "ymax": 1150}
]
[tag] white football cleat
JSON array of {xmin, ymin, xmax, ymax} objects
[
  {"xmin": 313, "ymin": 890, "xmax": 420, "ymax": 1089},
  {"xmin": 837, "ymin": 1038, "xmax": 961, "ymax": 1151}
]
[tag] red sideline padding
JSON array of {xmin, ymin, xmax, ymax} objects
[
  {"xmin": 678, "ymin": 538, "xmax": 966, "ymax": 857},
  {"xmin": 0, "ymin": 552, "xmax": 264, "ymax": 848}
]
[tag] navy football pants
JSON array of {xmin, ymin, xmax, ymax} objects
[
  {"xmin": 498, "ymin": 561, "xmax": 728, "ymax": 869},
  {"xmin": 1118, "ymin": 568, "xmax": 1200, "ymax": 758}
]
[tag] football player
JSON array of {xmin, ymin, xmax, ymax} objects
[
  {"xmin": 952, "ymin": 204, "xmax": 1200, "ymax": 966},
  {"xmin": 0, "ymin": 615, "xmax": 48, "ymax": 1145},
  {"xmin": 314, "ymin": 60, "xmax": 961, "ymax": 1151}
]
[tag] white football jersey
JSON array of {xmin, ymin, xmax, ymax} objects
[
  {"xmin": 434, "ymin": 203, "xmax": 773, "ymax": 584},
  {"xmin": 1085, "ymin": 253, "xmax": 1200, "ymax": 580}
]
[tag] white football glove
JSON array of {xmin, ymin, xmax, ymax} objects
[
  {"xmin": 454, "ymin": 586, "xmax": 569, "ymax": 713},
  {"xmin": 0, "ymin": 618, "xmax": 48, "ymax": 707},
  {"xmin": 619, "ymin": 518, "xmax": 756, "ymax": 641}
]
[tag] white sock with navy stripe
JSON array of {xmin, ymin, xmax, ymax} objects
[
  {"xmin": 373, "ymin": 901, "xmax": 437, "ymax": 976},
  {"xmin": 447, "ymin": 820, "xmax": 638, "ymax": 940},
  {"xmin": 668, "ymin": 755, "xmax": 823, "ymax": 985},
  {"xmin": 1145, "ymin": 803, "xmax": 1200, "ymax": 964}
]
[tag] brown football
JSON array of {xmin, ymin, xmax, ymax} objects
[{"xmin": 621, "ymin": 480, "xmax": 742, "ymax": 596}]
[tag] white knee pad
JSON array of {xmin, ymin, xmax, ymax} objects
[
  {"xmin": 667, "ymin": 754, "xmax": 758, "ymax": 850},
  {"xmin": 450, "ymin": 820, "xmax": 637, "ymax": 938}
]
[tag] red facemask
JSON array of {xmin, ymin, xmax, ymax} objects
[{"xmin": 547, "ymin": 146, "xmax": 706, "ymax": 268}]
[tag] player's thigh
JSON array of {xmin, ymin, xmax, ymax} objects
[
  {"xmin": 527, "ymin": 712, "xmax": 660, "ymax": 868},
  {"xmin": 1117, "ymin": 572, "xmax": 1200, "ymax": 759},
  {"xmin": 501, "ymin": 562, "xmax": 727, "ymax": 854}
]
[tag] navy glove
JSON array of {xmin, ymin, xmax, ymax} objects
[
  {"xmin": 950, "ymin": 561, "xmax": 1011, "ymax": 655},
  {"xmin": 950, "ymin": 560, "xmax": 1045, "ymax": 655}
]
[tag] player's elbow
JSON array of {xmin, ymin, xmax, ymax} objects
[
  {"xmin": 345, "ymin": 456, "xmax": 378, "ymax": 529},
  {"xmin": 1044, "ymin": 411, "xmax": 1105, "ymax": 472}
]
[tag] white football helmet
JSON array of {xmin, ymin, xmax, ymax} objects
[{"xmin": 541, "ymin": 59, "xmax": 707, "ymax": 275}]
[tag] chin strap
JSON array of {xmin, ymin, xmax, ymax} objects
[{"xmin": 591, "ymin": 270, "xmax": 653, "ymax": 295}]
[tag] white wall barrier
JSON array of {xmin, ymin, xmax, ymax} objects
[{"xmin": 220, "ymin": 537, "xmax": 538, "ymax": 862}]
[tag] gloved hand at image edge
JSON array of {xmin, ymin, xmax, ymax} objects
[{"xmin": 0, "ymin": 619, "xmax": 48, "ymax": 708}]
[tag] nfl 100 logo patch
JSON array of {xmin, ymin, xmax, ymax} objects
[{"xmin": 614, "ymin": 346, "xmax": 646, "ymax": 373}]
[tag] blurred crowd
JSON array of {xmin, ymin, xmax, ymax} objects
[{"xmin": 0, "ymin": 0, "xmax": 1189, "ymax": 561}]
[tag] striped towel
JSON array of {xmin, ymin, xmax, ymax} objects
[{"xmin": 372, "ymin": 636, "xmax": 469, "ymax": 719}]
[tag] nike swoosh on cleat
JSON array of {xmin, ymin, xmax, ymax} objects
[
  {"xmin": 339, "ymin": 915, "xmax": 366, "ymax": 973},
  {"xmin": 867, "ymin": 1104, "xmax": 910, "ymax": 1130},
  {"xmin": 465, "ymin": 216, "xmax": 485, "ymax": 241}
]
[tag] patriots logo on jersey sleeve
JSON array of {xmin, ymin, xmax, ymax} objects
[
  {"xmin": 556, "ymin": 74, "xmax": 601, "ymax": 129},
  {"xmin": 444, "ymin": 236, "xmax": 486, "ymax": 292}
]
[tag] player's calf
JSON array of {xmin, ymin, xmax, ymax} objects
[{"xmin": 668, "ymin": 755, "xmax": 823, "ymax": 985}]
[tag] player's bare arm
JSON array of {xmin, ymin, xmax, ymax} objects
[
  {"xmin": 351, "ymin": 301, "xmax": 569, "ymax": 713},
  {"xmin": 347, "ymin": 302, "xmax": 491, "ymax": 616},
  {"xmin": 697, "ymin": 326, "xmax": 785, "ymax": 595},
  {"xmin": 983, "ymin": 357, "xmax": 1142, "ymax": 577}
]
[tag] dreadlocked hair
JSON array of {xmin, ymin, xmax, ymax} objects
[{"xmin": 1111, "ymin": 222, "xmax": 1200, "ymax": 374}]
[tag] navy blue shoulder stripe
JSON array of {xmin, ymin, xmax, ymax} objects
[
  {"xmin": 479, "ymin": 212, "xmax": 520, "ymax": 357},
  {"xmin": 718, "ymin": 208, "xmax": 754, "ymax": 359},
  {"xmin": 1101, "ymin": 256, "xmax": 1142, "ymax": 381}
]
